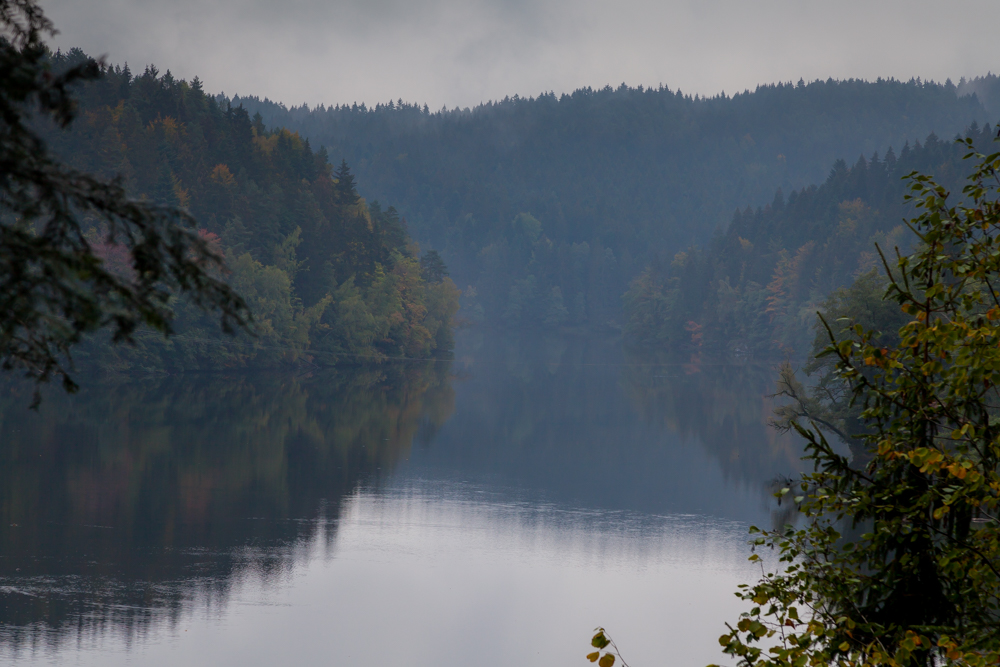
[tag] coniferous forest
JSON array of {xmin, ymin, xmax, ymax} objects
[
  {"xmin": 623, "ymin": 123, "xmax": 998, "ymax": 360},
  {"xmin": 227, "ymin": 77, "xmax": 999, "ymax": 330},
  {"xmin": 41, "ymin": 49, "xmax": 460, "ymax": 374},
  {"xmin": 35, "ymin": 47, "xmax": 1000, "ymax": 367}
]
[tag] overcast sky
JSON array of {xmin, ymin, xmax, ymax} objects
[{"xmin": 41, "ymin": 0, "xmax": 1000, "ymax": 110}]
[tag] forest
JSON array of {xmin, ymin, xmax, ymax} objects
[
  {"xmin": 623, "ymin": 122, "xmax": 999, "ymax": 360},
  {"xmin": 39, "ymin": 49, "xmax": 459, "ymax": 374},
  {"xmin": 226, "ymin": 76, "xmax": 1000, "ymax": 328},
  {"xmin": 29, "ymin": 49, "xmax": 1000, "ymax": 372}
]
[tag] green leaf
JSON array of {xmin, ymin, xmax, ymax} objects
[
  {"xmin": 591, "ymin": 633, "xmax": 610, "ymax": 649},
  {"xmin": 598, "ymin": 654, "xmax": 615, "ymax": 667}
]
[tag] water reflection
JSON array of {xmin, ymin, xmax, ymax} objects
[
  {"xmin": 622, "ymin": 356, "xmax": 805, "ymax": 487},
  {"xmin": 413, "ymin": 333, "xmax": 803, "ymax": 520},
  {"xmin": 0, "ymin": 334, "xmax": 804, "ymax": 666},
  {"xmin": 0, "ymin": 363, "xmax": 454, "ymax": 650}
]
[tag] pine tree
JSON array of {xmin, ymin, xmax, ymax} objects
[{"xmin": 334, "ymin": 159, "xmax": 359, "ymax": 205}]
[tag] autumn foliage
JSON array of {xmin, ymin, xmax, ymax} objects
[{"xmin": 43, "ymin": 50, "xmax": 459, "ymax": 372}]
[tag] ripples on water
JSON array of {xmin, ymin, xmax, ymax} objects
[{"xmin": 0, "ymin": 333, "xmax": 802, "ymax": 666}]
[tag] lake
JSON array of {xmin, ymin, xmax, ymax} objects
[{"xmin": 0, "ymin": 332, "xmax": 803, "ymax": 666}]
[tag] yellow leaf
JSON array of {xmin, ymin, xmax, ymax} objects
[{"xmin": 587, "ymin": 652, "xmax": 600, "ymax": 662}]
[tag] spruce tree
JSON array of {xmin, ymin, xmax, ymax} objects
[{"xmin": 334, "ymin": 159, "xmax": 359, "ymax": 205}]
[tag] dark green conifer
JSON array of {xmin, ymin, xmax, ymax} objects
[
  {"xmin": 420, "ymin": 250, "xmax": 449, "ymax": 284},
  {"xmin": 334, "ymin": 159, "xmax": 359, "ymax": 205},
  {"xmin": 251, "ymin": 111, "xmax": 265, "ymax": 136}
]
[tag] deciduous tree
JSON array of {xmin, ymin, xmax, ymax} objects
[{"xmin": 716, "ymin": 139, "xmax": 1000, "ymax": 667}]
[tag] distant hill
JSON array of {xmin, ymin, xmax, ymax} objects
[{"xmin": 225, "ymin": 78, "xmax": 996, "ymax": 327}]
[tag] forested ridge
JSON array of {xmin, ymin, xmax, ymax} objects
[
  {"xmin": 41, "ymin": 49, "xmax": 459, "ymax": 373},
  {"xmin": 226, "ymin": 77, "xmax": 998, "ymax": 328},
  {"xmin": 37, "ymin": 47, "xmax": 1000, "ymax": 355},
  {"xmin": 623, "ymin": 122, "xmax": 998, "ymax": 360}
]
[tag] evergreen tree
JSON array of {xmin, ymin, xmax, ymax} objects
[
  {"xmin": 420, "ymin": 250, "xmax": 449, "ymax": 283},
  {"xmin": 333, "ymin": 158, "xmax": 359, "ymax": 205}
]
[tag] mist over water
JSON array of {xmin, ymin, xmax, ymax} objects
[{"xmin": 0, "ymin": 332, "xmax": 802, "ymax": 666}]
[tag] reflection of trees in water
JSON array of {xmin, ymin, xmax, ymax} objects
[
  {"xmin": 621, "ymin": 353, "xmax": 807, "ymax": 532},
  {"xmin": 621, "ymin": 353, "xmax": 806, "ymax": 487},
  {"xmin": 452, "ymin": 331, "xmax": 639, "ymax": 461},
  {"xmin": 428, "ymin": 332, "xmax": 800, "ymax": 522},
  {"xmin": 0, "ymin": 362, "xmax": 453, "ymax": 648}
]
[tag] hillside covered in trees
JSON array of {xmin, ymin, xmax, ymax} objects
[
  {"xmin": 622, "ymin": 122, "xmax": 998, "ymax": 360},
  {"xmin": 41, "ymin": 50, "xmax": 459, "ymax": 373},
  {"xmin": 226, "ymin": 78, "xmax": 998, "ymax": 327}
]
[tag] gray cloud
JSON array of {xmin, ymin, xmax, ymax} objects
[{"xmin": 41, "ymin": 0, "xmax": 1000, "ymax": 109}]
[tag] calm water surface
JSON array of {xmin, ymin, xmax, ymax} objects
[{"xmin": 0, "ymin": 333, "xmax": 803, "ymax": 666}]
